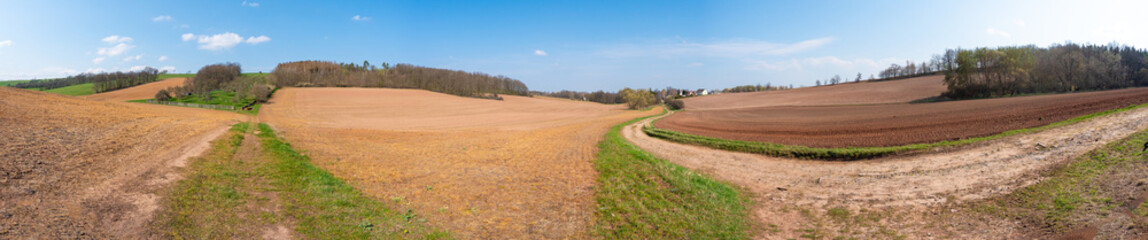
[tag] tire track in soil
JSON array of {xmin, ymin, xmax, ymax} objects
[{"xmin": 623, "ymin": 106, "xmax": 1148, "ymax": 239}]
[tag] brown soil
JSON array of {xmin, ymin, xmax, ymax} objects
[
  {"xmin": 258, "ymin": 88, "xmax": 660, "ymax": 239},
  {"xmin": 626, "ymin": 105, "xmax": 1148, "ymax": 239},
  {"xmin": 658, "ymin": 87, "xmax": 1148, "ymax": 147},
  {"xmin": 83, "ymin": 77, "xmax": 188, "ymax": 102},
  {"xmin": 0, "ymin": 87, "xmax": 243, "ymax": 238},
  {"xmin": 683, "ymin": 75, "xmax": 946, "ymax": 110}
]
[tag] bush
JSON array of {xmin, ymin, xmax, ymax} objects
[
  {"xmin": 155, "ymin": 89, "xmax": 172, "ymax": 101},
  {"xmin": 620, "ymin": 88, "xmax": 656, "ymax": 110},
  {"xmin": 666, "ymin": 99, "xmax": 685, "ymax": 110},
  {"xmin": 251, "ymin": 84, "xmax": 273, "ymax": 102}
]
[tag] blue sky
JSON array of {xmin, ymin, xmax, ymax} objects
[{"xmin": 1, "ymin": 0, "xmax": 1145, "ymax": 91}]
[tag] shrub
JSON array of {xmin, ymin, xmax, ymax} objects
[
  {"xmin": 666, "ymin": 99, "xmax": 685, "ymax": 110},
  {"xmin": 620, "ymin": 88, "xmax": 656, "ymax": 110},
  {"xmin": 155, "ymin": 89, "xmax": 172, "ymax": 101},
  {"xmin": 251, "ymin": 84, "xmax": 273, "ymax": 102}
]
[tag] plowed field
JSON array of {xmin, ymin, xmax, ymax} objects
[
  {"xmin": 659, "ymin": 78, "xmax": 1148, "ymax": 147},
  {"xmin": 84, "ymin": 77, "xmax": 188, "ymax": 102},
  {"xmin": 0, "ymin": 87, "xmax": 243, "ymax": 238},
  {"xmin": 259, "ymin": 88, "xmax": 659, "ymax": 239},
  {"xmin": 683, "ymin": 75, "xmax": 946, "ymax": 110}
]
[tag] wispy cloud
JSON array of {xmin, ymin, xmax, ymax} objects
[
  {"xmin": 245, "ymin": 35, "xmax": 271, "ymax": 44},
  {"xmin": 1014, "ymin": 20, "xmax": 1027, "ymax": 27},
  {"xmin": 122, "ymin": 54, "xmax": 143, "ymax": 62},
  {"xmin": 600, "ymin": 37, "xmax": 835, "ymax": 58},
  {"xmin": 183, "ymin": 32, "xmax": 270, "ymax": 50},
  {"xmin": 0, "ymin": 40, "xmax": 11, "ymax": 47},
  {"xmin": 242, "ymin": 1, "xmax": 259, "ymax": 7},
  {"xmin": 98, "ymin": 43, "xmax": 134, "ymax": 56},
  {"xmin": 744, "ymin": 56, "xmax": 893, "ymax": 72},
  {"xmin": 152, "ymin": 15, "xmax": 172, "ymax": 22},
  {"xmin": 352, "ymin": 15, "xmax": 371, "ymax": 21},
  {"xmin": 102, "ymin": 35, "xmax": 133, "ymax": 44},
  {"xmin": 158, "ymin": 56, "xmax": 168, "ymax": 61},
  {"xmin": 160, "ymin": 66, "xmax": 176, "ymax": 72},
  {"xmin": 92, "ymin": 57, "xmax": 106, "ymax": 64},
  {"xmin": 533, "ymin": 49, "xmax": 548, "ymax": 56},
  {"xmin": 985, "ymin": 28, "xmax": 1011, "ymax": 38}
]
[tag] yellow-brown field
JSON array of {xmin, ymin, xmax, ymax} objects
[
  {"xmin": 0, "ymin": 87, "xmax": 244, "ymax": 238},
  {"xmin": 259, "ymin": 88, "xmax": 659, "ymax": 239}
]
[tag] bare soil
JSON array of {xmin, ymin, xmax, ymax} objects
[
  {"xmin": 83, "ymin": 77, "xmax": 188, "ymax": 102},
  {"xmin": 627, "ymin": 104, "xmax": 1148, "ymax": 239},
  {"xmin": 0, "ymin": 87, "xmax": 243, "ymax": 238},
  {"xmin": 259, "ymin": 88, "xmax": 660, "ymax": 239},
  {"xmin": 658, "ymin": 87, "xmax": 1148, "ymax": 147},
  {"xmin": 682, "ymin": 75, "xmax": 947, "ymax": 110}
]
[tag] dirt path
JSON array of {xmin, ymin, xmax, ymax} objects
[{"xmin": 623, "ymin": 106, "xmax": 1148, "ymax": 239}]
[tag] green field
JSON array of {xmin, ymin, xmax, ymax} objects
[
  {"xmin": 43, "ymin": 83, "xmax": 94, "ymax": 96},
  {"xmin": 0, "ymin": 80, "xmax": 31, "ymax": 87},
  {"xmin": 130, "ymin": 90, "xmax": 263, "ymax": 115}
]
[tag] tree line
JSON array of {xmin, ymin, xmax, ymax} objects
[
  {"xmin": 535, "ymin": 88, "xmax": 664, "ymax": 110},
  {"xmin": 10, "ymin": 67, "xmax": 162, "ymax": 93},
  {"xmin": 937, "ymin": 43, "xmax": 1148, "ymax": 98},
  {"xmin": 159, "ymin": 63, "xmax": 273, "ymax": 103},
  {"xmin": 268, "ymin": 60, "xmax": 530, "ymax": 99},
  {"xmin": 724, "ymin": 83, "xmax": 793, "ymax": 93}
]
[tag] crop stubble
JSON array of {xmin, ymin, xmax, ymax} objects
[
  {"xmin": 259, "ymin": 88, "xmax": 659, "ymax": 239},
  {"xmin": 0, "ymin": 87, "xmax": 243, "ymax": 238}
]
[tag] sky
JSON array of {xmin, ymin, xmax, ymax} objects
[{"xmin": 1, "ymin": 0, "xmax": 1146, "ymax": 91}]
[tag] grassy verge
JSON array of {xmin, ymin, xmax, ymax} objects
[
  {"xmin": 159, "ymin": 73, "xmax": 196, "ymax": 79},
  {"xmin": 43, "ymin": 82, "xmax": 94, "ymax": 96},
  {"xmin": 595, "ymin": 109, "xmax": 751, "ymax": 239},
  {"xmin": 646, "ymin": 102, "xmax": 1148, "ymax": 160},
  {"xmin": 255, "ymin": 123, "xmax": 449, "ymax": 239},
  {"xmin": 162, "ymin": 123, "xmax": 447, "ymax": 238},
  {"xmin": 975, "ymin": 127, "xmax": 1148, "ymax": 233}
]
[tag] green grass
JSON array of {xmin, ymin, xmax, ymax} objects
[
  {"xmin": 255, "ymin": 123, "xmax": 449, "ymax": 239},
  {"xmin": 646, "ymin": 102, "xmax": 1148, "ymax": 160},
  {"xmin": 159, "ymin": 73, "xmax": 196, "ymax": 79},
  {"xmin": 595, "ymin": 109, "xmax": 751, "ymax": 239},
  {"xmin": 976, "ymin": 126, "xmax": 1148, "ymax": 232},
  {"xmin": 163, "ymin": 123, "xmax": 447, "ymax": 239},
  {"xmin": 131, "ymin": 90, "xmax": 262, "ymax": 115},
  {"xmin": 43, "ymin": 82, "xmax": 94, "ymax": 96},
  {"xmin": 0, "ymin": 80, "xmax": 31, "ymax": 87}
]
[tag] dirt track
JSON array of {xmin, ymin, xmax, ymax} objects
[
  {"xmin": 259, "ymin": 88, "xmax": 660, "ymax": 239},
  {"xmin": 628, "ymin": 105, "xmax": 1148, "ymax": 238},
  {"xmin": 659, "ymin": 87, "xmax": 1148, "ymax": 147},
  {"xmin": 0, "ymin": 87, "xmax": 242, "ymax": 238},
  {"xmin": 83, "ymin": 77, "xmax": 187, "ymax": 102}
]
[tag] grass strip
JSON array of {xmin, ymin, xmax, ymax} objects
[
  {"xmin": 255, "ymin": 123, "xmax": 449, "ymax": 239},
  {"xmin": 646, "ymin": 102, "xmax": 1148, "ymax": 160},
  {"xmin": 976, "ymin": 126, "xmax": 1148, "ymax": 233},
  {"xmin": 43, "ymin": 82, "xmax": 95, "ymax": 96},
  {"xmin": 595, "ymin": 109, "xmax": 751, "ymax": 239},
  {"xmin": 163, "ymin": 123, "xmax": 269, "ymax": 238}
]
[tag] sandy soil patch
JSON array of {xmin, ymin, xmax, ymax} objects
[
  {"xmin": 0, "ymin": 87, "xmax": 243, "ymax": 238},
  {"xmin": 259, "ymin": 88, "xmax": 659, "ymax": 239}
]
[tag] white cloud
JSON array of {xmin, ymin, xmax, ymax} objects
[
  {"xmin": 245, "ymin": 35, "xmax": 271, "ymax": 44},
  {"xmin": 352, "ymin": 15, "xmax": 371, "ymax": 21},
  {"xmin": 128, "ymin": 66, "xmax": 149, "ymax": 72},
  {"xmin": 92, "ymin": 57, "xmax": 106, "ymax": 64},
  {"xmin": 1014, "ymin": 20, "xmax": 1027, "ymax": 27},
  {"xmin": 183, "ymin": 32, "xmax": 271, "ymax": 50},
  {"xmin": 97, "ymin": 43, "xmax": 134, "ymax": 56},
  {"xmin": 601, "ymin": 37, "xmax": 835, "ymax": 59},
  {"xmin": 84, "ymin": 68, "xmax": 107, "ymax": 74},
  {"xmin": 534, "ymin": 49, "xmax": 548, "ymax": 56},
  {"xmin": 242, "ymin": 1, "xmax": 259, "ymax": 7},
  {"xmin": 152, "ymin": 15, "xmax": 172, "ymax": 22},
  {"xmin": 102, "ymin": 35, "xmax": 133, "ymax": 44},
  {"xmin": 123, "ymin": 54, "xmax": 143, "ymax": 62},
  {"xmin": 985, "ymin": 28, "xmax": 1011, "ymax": 38},
  {"xmin": 745, "ymin": 56, "xmax": 892, "ymax": 72},
  {"xmin": 160, "ymin": 66, "xmax": 176, "ymax": 72},
  {"xmin": 195, "ymin": 33, "xmax": 243, "ymax": 50},
  {"xmin": 158, "ymin": 55, "xmax": 168, "ymax": 61},
  {"xmin": 0, "ymin": 40, "xmax": 11, "ymax": 47}
]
